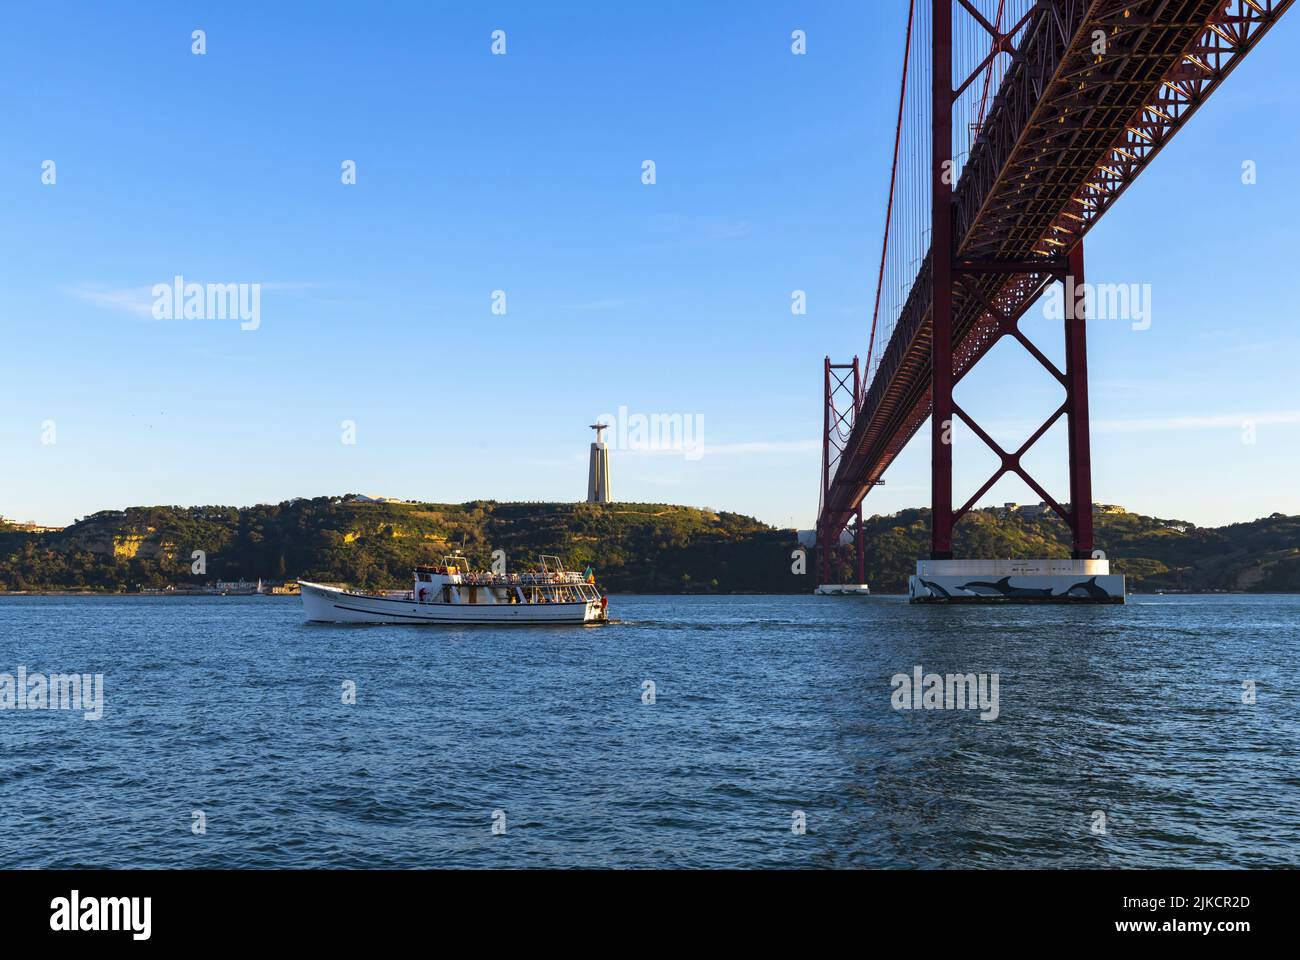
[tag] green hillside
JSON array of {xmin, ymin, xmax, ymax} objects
[
  {"xmin": 842, "ymin": 506, "xmax": 1300, "ymax": 593},
  {"xmin": 0, "ymin": 498, "xmax": 790, "ymax": 594},
  {"xmin": 1, "ymin": 497, "xmax": 1298, "ymax": 594}
]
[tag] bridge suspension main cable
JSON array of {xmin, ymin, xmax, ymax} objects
[{"xmin": 866, "ymin": 0, "xmax": 915, "ymax": 383}]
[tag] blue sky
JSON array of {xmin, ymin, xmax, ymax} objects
[{"xmin": 1, "ymin": 1, "xmax": 1298, "ymax": 530}]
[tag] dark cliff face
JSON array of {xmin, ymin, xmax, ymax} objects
[{"xmin": 1, "ymin": 498, "xmax": 1298, "ymax": 593}]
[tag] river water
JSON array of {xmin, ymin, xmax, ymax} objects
[{"xmin": 0, "ymin": 593, "xmax": 1296, "ymax": 868}]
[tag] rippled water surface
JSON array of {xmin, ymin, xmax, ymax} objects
[{"xmin": 1, "ymin": 593, "xmax": 1297, "ymax": 868}]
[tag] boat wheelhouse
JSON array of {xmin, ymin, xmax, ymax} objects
[{"xmin": 299, "ymin": 554, "xmax": 608, "ymax": 625}]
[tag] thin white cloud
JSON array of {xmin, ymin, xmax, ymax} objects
[
  {"xmin": 942, "ymin": 411, "xmax": 1300, "ymax": 440},
  {"xmin": 703, "ymin": 440, "xmax": 820, "ymax": 455},
  {"xmin": 1095, "ymin": 411, "xmax": 1300, "ymax": 433},
  {"xmin": 70, "ymin": 281, "xmax": 322, "ymax": 320},
  {"xmin": 567, "ymin": 298, "xmax": 632, "ymax": 312},
  {"xmin": 70, "ymin": 285, "xmax": 155, "ymax": 319},
  {"xmin": 259, "ymin": 282, "xmax": 323, "ymax": 293},
  {"xmin": 620, "ymin": 439, "xmax": 818, "ymax": 458}
]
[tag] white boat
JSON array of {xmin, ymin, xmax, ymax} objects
[
  {"xmin": 299, "ymin": 554, "xmax": 609, "ymax": 625},
  {"xmin": 814, "ymin": 584, "xmax": 870, "ymax": 596}
]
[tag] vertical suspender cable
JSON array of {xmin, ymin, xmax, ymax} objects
[
  {"xmin": 866, "ymin": 0, "xmax": 916, "ymax": 387},
  {"xmin": 975, "ymin": 0, "xmax": 1008, "ymax": 141}
]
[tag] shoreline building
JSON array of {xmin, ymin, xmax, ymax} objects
[{"xmin": 587, "ymin": 423, "xmax": 611, "ymax": 504}]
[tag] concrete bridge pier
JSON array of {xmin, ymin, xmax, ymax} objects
[{"xmin": 908, "ymin": 559, "xmax": 1124, "ymax": 604}]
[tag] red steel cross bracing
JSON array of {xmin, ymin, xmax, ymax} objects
[
  {"xmin": 932, "ymin": 0, "xmax": 1094, "ymax": 559},
  {"xmin": 819, "ymin": 358, "xmax": 866, "ymax": 584},
  {"xmin": 816, "ymin": 0, "xmax": 1292, "ymax": 569},
  {"xmin": 947, "ymin": 244, "xmax": 1093, "ymax": 556}
]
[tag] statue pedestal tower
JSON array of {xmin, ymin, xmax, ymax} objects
[{"xmin": 587, "ymin": 422, "xmax": 611, "ymax": 504}]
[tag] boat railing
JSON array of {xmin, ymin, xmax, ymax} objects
[{"xmin": 456, "ymin": 571, "xmax": 588, "ymax": 586}]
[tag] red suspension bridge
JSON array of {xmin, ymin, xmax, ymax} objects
[{"xmin": 817, "ymin": 0, "xmax": 1293, "ymax": 600}]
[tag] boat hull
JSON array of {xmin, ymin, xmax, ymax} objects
[{"xmin": 298, "ymin": 581, "xmax": 604, "ymax": 625}]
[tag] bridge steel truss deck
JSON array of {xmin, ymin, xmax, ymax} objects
[{"xmin": 818, "ymin": 0, "xmax": 1293, "ymax": 558}]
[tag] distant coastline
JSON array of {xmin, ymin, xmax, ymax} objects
[
  {"xmin": 0, "ymin": 586, "xmax": 1275, "ymax": 598},
  {"xmin": 3, "ymin": 495, "xmax": 1298, "ymax": 594}
]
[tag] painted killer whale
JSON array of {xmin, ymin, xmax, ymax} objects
[
  {"xmin": 917, "ymin": 578, "xmax": 954, "ymax": 599},
  {"xmin": 958, "ymin": 576, "xmax": 1055, "ymax": 598},
  {"xmin": 1063, "ymin": 576, "xmax": 1113, "ymax": 599}
]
